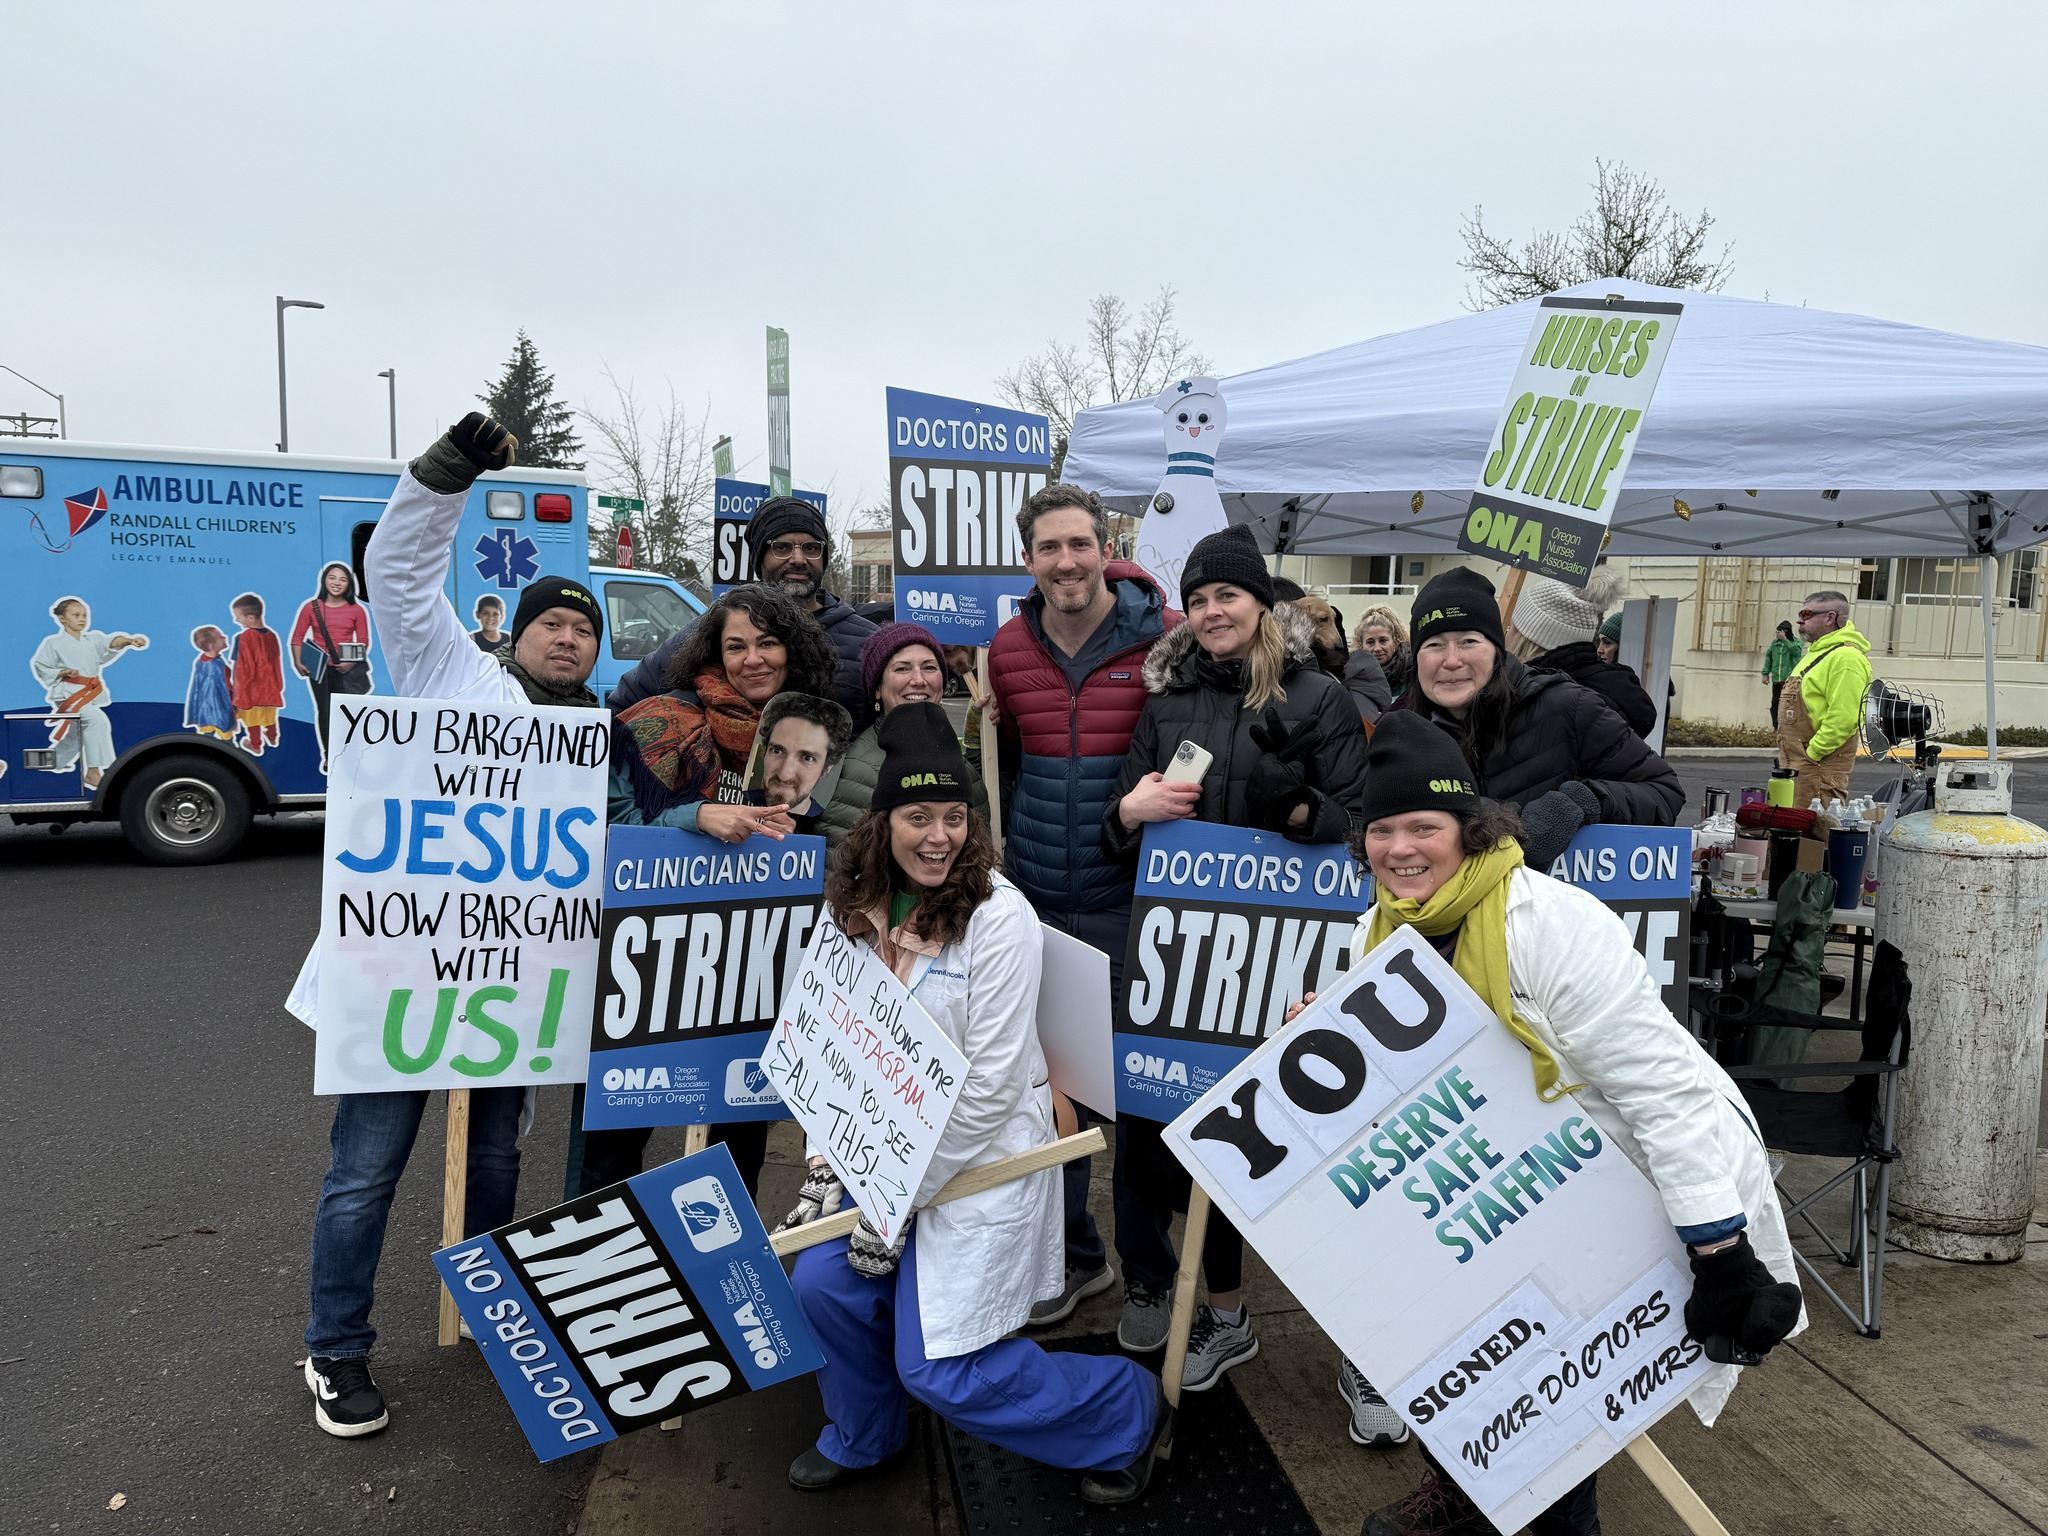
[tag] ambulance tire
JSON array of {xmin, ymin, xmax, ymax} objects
[{"xmin": 119, "ymin": 755, "xmax": 253, "ymax": 866}]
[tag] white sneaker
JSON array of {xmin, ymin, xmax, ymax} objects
[
  {"xmin": 1180, "ymin": 1304, "xmax": 1258, "ymax": 1392},
  {"xmin": 1339, "ymin": 1357, "xmax": 1410, "ymax": 1446}
]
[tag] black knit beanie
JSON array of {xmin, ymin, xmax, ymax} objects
[
  {"xmin": 745, "ymin": 497, "xmax": 829, "ymax": 559},
  {"xmin": 512, "ymin": 576, "xmax": 605, "ymax": 645},
  {"xmin": 870, "ymin": 701, "xmax": 972, "ymax": 811},
  {"xmin": 1409, "ymin": 567, "xmax": 1503, "ymax": 652},
  {"xmin": 1179, "ymin": 523, "xmax": 1274, "ymax": 610},
  {"xmin": 1357, "ymin": 711, "xmax": 1479, "ymax": 827}
]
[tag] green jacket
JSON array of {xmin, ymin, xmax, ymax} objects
[
  {"xmin": 1789, "ymin": 623, "xmax": 1871, "ymax": 760},
  {"xmin": 818, "ymin": 716, "xmax": 989, "ymax": 852},
  {"xmin": 1761, "ymin": 635, "xmax": 1804, "ymax": 684}
]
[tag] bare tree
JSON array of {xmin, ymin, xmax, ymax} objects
[
  {"xmin": 1458, "ymin": 160, "xmax": 1734, "ymax": 310},
  {"xmin": 998, "ymin": 287, "xmax": 1211, "ymax": 476},
  {"xmin": 581, "ymin": 366, "xmax": 715, "ymax": 583}
]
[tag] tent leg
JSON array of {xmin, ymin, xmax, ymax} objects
[{"xmin": 1982, "ymin": 556, "xmax": 1999, "ymax": 762}]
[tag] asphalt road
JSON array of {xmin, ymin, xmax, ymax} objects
[{"xmin": 0, "ymin": 812, "xmax": 655, "ymax": 1535}]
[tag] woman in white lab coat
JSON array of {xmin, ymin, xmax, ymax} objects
[{"xmin": 787, "ymin": 703, "xmax": 1169, "ymax": 1505}]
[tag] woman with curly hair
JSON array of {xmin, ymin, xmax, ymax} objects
[
  {"xmin": 1352, "ymin": 604, "xmax": 1411, "ymax": 705},
  {"xmin": 608, "ymin": 581, "xmax": 840, "ymax": 842},
  {"xmin": 784, "ymin": 703, "xmax": 1170, "ymax": 1505}
]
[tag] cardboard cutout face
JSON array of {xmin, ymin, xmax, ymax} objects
[
  {"xmin": 761, "ymin": 716, "xmax": 832, "ymax": 813},
  {"xmin": 744, "ymin": 691, "xmax": 850, "ymax": 817}
]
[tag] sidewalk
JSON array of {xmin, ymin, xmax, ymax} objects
[{"xmin": 574, "ymin": 1122, "xmax": 2048, "ymax": 1535}]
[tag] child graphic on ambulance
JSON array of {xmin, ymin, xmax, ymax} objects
[
  {"xmin": 28, "ymin": 596, "xmax": 149, "ymax": 789},
  {"xmin": 227, "ymin": 592, "xmax": 286, "ymax": 754}
]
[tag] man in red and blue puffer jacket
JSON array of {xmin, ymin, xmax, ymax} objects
[{"xmin": 989, "ymin": 482, "xmax": 1180, "ymax": 1330}]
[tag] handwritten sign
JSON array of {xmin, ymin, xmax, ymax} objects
[
  {"xmin": 314, "ymin": 696, "xmax": 607, "ymax": 1094},
  {"xmin": 762, "ymin": 916, "xmax": 968, "ymax": 1242},
  {"xmin": 1164, "ymin": 927, "xmax": 1707, "ymax": 1532}
]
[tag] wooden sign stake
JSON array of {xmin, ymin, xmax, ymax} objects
[
  {"xmin": 1625, "ymin": 1435, "xmax": 1732, "ymax": 1536},
  {"xmin": 974, "ymin": 648, "xmax": 1002, "ymax": 858},
  {"xmin": 1152, "ymin": 1183, "xmax": 1212, "ymax": 1460},
  {"xmin": 437, "ymin": 1088, "xmax": 471, "ymax": 1347}
]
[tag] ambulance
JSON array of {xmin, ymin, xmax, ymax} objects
[{"xmin": 0, "ymin": 439, "xmax": 701, "ymax": 864}]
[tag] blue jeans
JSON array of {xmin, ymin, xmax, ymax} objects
[
  {"xmin": 305, "ymin": 1088, "xmax": 524, "ymax": 1360},
  {"xmin": 793, "ymin": 1228, "xmax": 1156, "ymax": 1472}
]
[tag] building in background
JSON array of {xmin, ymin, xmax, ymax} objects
[{"xmin": 848, "ymin": 526, "xmax": 893, "ymax": 609}]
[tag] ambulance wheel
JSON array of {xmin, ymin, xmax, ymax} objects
[{"xmin": 119, "ymin": 756, "xmax": 252, "ymax": 865}]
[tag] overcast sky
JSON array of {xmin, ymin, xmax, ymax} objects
[{"xmin": 6, "ymin": 3, "xmax": 2045, "ymax": 516}]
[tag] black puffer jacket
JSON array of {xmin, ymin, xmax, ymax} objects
[
  {"xmin": 1534, "ymin": 640, "xmax": 1658, "ymax": 739},
  {"xmin": 606, "ymin": 590, "xmax": 878, "ymax": 730},
  {"xmin": 1400, "ymin": 653, "xmax": 1682, "ymax": 824},
  {"xmin": 1103, "ymin": 602, "xmax": 1371, "ymax": 861},
  {"xmin": 1342, "ymin": 651, "xmax": 1393, "ymax": 724}
]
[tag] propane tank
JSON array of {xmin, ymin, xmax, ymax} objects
[{"xmin": 1878, "ymin": 761, "xmax": 2048, "ymax": 1262}]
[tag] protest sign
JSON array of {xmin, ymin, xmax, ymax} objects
[
  {"xmin": 1116, "ymin": 820, "xmax": 1364, "ymax": 1119},
  {"xmin": 767, "ymin": 326, "xmax": 792, "ymax": 498},
  {"xmin": 762, "ymin": 916, "xmax": 969, "ymax": 1242},
  {"xmin": 1164, "ymin": 928, "xmax": 1705, "ymax": 1532},
  {"xmin": 432, "ymin": 1142, "xmax": 823, "ymax": 1463},
  {"xmin": 1459, "ymin": 296, "xmax": 1682, "ymax": 588},
  {"xmin": 711, "ymin": 478, "xmax": 828, "ymax": 596},
  {"xmin": 1544, "ymin": 826, "xmax": 1692, "ymax": 1025},
  {"xmin": 1036, "ymin": 925, "xmax": 1118, "ymax": 1121},
  {"xmin": 314, "ymin": 696, "xmax": 606, "ymax": 1094},
  {"xmin": 586, "ymin": 826, "xmax": 826, "ymax": 1129},
  {"xmin": 886, "ymin": 387, "xmax": 1049, "ymax": 645}
]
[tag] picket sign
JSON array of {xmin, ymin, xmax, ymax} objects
[{"xmin": 1162, "ymin": 925, "xmax": 1730, "ymax": 1534}]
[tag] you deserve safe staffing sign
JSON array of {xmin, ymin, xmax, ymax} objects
[{"xmin": 1459, "ymin": 296, "xmax": 1681, "ymax": 588}]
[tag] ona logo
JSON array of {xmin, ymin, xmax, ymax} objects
[
  {"xmin": 1124, "ymin": 1049, "xmax": 1189, "ymax": 1086},
  {"xmin": 1428, "ymin": 778, "xmax": 1474, "ymax": 794},
  {"xmin": 732, "ymin": 1300, "xmax": 782, "ymax": 1370},
  {"xmin": 905, "ymin": 589, "xmax": 959, "ymax": 612},
  {"xmin": 899, "ymin": 771, "xmax": 956, "ymax": 789},
  {"xmin": 672, "ymin": 1175, "xmax": 744, "ymax": 1252}
]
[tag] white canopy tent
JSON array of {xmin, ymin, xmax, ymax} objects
[{"xmin": 1064, "ymin": 278, "xmax": 2048, "ymax": 749}]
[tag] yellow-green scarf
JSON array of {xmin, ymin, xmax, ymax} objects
[{"xmin": 1363, "ymin": 839, "xmax": 1583, "ymax": 1102}]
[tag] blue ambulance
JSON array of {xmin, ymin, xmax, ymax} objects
[{"xmin": 0, "ymin": 439, "xmax": 702, "ymax": 864}]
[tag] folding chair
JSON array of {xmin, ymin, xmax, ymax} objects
[{"xmin": 1689, "ymin": 941, "xmax": 1911, "ymax": 1338}]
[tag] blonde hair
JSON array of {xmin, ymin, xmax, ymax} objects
[
  {"xmin": 1243, "ymin": 609, "xmax": 1290, "ymax": 711},
  {"xmin": 1352, "ymin": 604, "xmax": 1406, "ymax": 651}
]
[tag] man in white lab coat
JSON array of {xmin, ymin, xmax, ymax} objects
[{"xmin": 300, "ymin": 414, "xmax": 606, "ymax": 1439}]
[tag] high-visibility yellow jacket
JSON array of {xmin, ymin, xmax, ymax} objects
[{"xmin": 1790, "ymin": 622, "xmax": 1872, "ymax": 760}]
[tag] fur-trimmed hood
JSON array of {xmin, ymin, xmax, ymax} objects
[{"xmin": 1141, "ymin": 599, "xmax": 1320, "ymax": 693}]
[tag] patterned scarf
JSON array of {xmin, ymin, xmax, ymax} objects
[
  {"xmin": 1361, "ymin": 838, "xmax": 1583, "ymax": 1103},
  {"xmin": 613, "ymin": 668, "xmax": 763, "ymax": 816}
]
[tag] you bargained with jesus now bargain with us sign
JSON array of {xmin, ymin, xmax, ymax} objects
[
  {"xmin": 585, "ymin": 824, "xmax": 825, "ymax": 1129},
  {"xmin": 313, "ymin": 695, "xmax": 607, "ymax": 1095}
]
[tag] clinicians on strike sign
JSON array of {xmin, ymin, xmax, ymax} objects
[{"xmin": 1459, "ymin": 295, "xmax": 1681, "ymax": 588}]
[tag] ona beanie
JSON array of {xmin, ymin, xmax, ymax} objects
[
  {"xmin": 870, "ymin": 701, "xmax": 972, "ymax": 811},
  {"xmin": 1409, "ymin": 567, "xmax": 1503, "ymax": 652},
  {"xmin": 1179, "ymin": 523, "xmax": 1275, "ymax": 610},
  {"xmin": 512, "ymin": 576, "xmax": 605, "ymax": 646},
  {"xmin": 1357, "ymin": 710, "xmax": 1480, "ymax": 828}
]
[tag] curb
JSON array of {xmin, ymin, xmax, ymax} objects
[{"xmin": 1662, "ymin": 745, "xmax": 2048, "ymax": 760}]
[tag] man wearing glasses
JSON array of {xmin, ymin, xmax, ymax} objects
[
  {"xmin": 608, "ymin": 497, "xmax": 878, "ymax": 727},
  {"xmin": 1777, "ymin": 589, "xmax": 1871, "ymax": 807}
]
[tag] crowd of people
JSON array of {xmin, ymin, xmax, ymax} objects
[{"xmin": 300, "ymin": 413, "xmax": 1806, "ymax": 1536}]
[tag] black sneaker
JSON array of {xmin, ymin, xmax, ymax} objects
[
  {"xmin": 304, "ymin": 1355, "xmax": 389, "ymax": 1437},
  {"xmin": 1360, "ymin": 1469, "xmax": 1491, "ymax": 1535}
]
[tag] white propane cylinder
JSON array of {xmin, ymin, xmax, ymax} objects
[{"xmin": 1877, "ymin": 762, "xmax": 2048, "ymax": 1262}]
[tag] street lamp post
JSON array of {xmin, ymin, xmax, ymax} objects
[
  {"xmin": 0, "ymin": 364, "xmax": 65, "ymax": 438},
  {"xmin": 377, "ymin": 369, "xmax": 397, "ymax": 459},
  {"xmin": 275, "ymin": 296, "xmax": 325, "ymax": 452}
]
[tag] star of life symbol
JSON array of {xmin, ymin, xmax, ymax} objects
[{"xmin": 475, "ymin": 529, "xmax": 540, "ymax": 588}]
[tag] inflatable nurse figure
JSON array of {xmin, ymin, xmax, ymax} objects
[{"xmin": 1134, "ymin": 375, "xmax": 1231, "ymax": 600}]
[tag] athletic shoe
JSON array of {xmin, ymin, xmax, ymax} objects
[
  {"xmin": 1078, "ymin": 1380, "xmax": 1175, "ymax": 1505},
  {"xmin": 1340, "ymin": 1358, "xmax": 1410, "ymax": 1446},
  {"xmin": 1028, "ymin": 1262, "xmax": 1116, "ymax": 1327},
  {"xmin": 1117, "ymin": 1280, "xmax": 1171, "ymax": 1352},
  {"xmin": 304, "ymin": 1356, "xmax": 389, "ymax": 1438},
  {"xmin": 1180, "ymin": 1304, "xmax": 1258, "ymax": 1392},
  {"xmin": 1360, "ymin": 1470, "xmax": 1491, "ymax": 1535}
]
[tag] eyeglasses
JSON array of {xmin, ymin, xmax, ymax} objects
[
  {"xmin": 1797, "ymin": 608, "xmax": 1843, "ymax": 622},
  {"xmin": 765, "ymin": 539, "xmax": 824, "ymax": 560}
]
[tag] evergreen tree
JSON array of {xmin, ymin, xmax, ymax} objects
[{"xmin": 479, "ymin": 330, "xmax": 584, "ymax": 468}]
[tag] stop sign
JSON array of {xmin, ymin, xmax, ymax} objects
[{"xmin": 615, "ymin": 523, "xmax": 635, "ymax": 569}]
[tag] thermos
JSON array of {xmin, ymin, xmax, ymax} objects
[
  {"xmin": 1766, "ymin": 768, "xmax": 1798, "ymax": 808},
  {"xmin": 1702, "ymin": 788, "xmax": 1730, "ymax": 820}
]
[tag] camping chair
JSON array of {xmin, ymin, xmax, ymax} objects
[{"xmin": 1688, "ymin": 940, "xmax": 1910, "ymax": 1338}]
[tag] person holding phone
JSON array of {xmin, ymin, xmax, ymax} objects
[{"xmin": 1101, "ymin": 523, "xmax": 1370, "ymax": 1394}]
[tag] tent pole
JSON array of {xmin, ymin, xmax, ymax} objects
[{"xmin": 1983, "ymin": 555, "xmax": 1999, "ymax": 762}]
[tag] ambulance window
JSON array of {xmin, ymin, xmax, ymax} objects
[
  {"xmin": 0, "ymin": 465, "xmax": 43, "ymax": 497},
  {"xmin": 351, "ymin": 523, "xmax": 376, "ymax": 603},
  {"xmin": 605, "ymin": 580, "xmax": 695, "ymax": 660}
]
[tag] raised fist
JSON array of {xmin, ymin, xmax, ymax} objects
[{"xmin": 449, "ymin": 412, "xmax": 518, "ymax": 471}]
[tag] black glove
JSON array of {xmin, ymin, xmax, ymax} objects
[
  {"xmin": 410, "ymin": 411, "xmax": 519, "ymax": 493},
  {"xmin": 1516, "ymin": 780, "xmax": 1601, "ymax": 871},
  {"xmin": 1684, "ymin": 1233, "xmax": 1802, "ymax": 1364},
  {"xmin": 846, "ymin": 1212, "xmax": 911, "ymax": 1278},
  {"xmin": 1245, "ymin": 707, "xmax": 1320, "ymax": 831}
]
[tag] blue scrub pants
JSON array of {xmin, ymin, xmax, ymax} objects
[{"xmin": 794, "ymin": 1227, "xmax": 1158, "ymax": 1472}]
